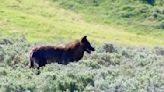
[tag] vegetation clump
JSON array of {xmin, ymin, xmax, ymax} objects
[{"xmin": 0, "ymin": 37, "xmax": 163, "ymax": 92}]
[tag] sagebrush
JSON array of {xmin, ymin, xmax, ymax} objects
[{"xmin": 0, "ymin": 37, "xmax": 163, "ymax": 92}]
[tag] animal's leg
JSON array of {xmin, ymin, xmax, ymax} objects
[
  {"xmin": 62, "ymin": 59, "xmax": 69, "ymax": 65},
  {"xmin": 39, "ymin": 63, "xmax": 45, "ymax": 67},
  {"xmin": 38, "ymin": 59, "xmax": 47, "ymax": 67},
  {"xmin": 61, "ymin": 53, "xmax": 70, "ymax": 65}
]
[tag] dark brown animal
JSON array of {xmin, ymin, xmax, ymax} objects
[{"xmin": 28, "ymin": 36, "xmax": 95, "ymax": 68}]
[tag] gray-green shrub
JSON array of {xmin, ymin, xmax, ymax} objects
[{"xmin": 0, "ymin": 37, "xmax": 163, "ymax": 92}]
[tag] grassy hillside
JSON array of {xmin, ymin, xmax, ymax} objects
[
  {"xmin": 53, "ymin": 0, "xmax": 164, "ymax": 37},
  {"xmin": 0, "ymin": 0, "xmax": 164, "ymax": 46}
]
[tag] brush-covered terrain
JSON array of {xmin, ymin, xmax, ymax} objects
[
  {"xmin": 0, "ymin": 37, "xmax": 164, "ymax": 92},
  {"xmin": 0, "ymin": 0, "xmax": 164, "ymax": 92}
]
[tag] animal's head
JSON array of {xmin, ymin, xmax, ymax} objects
[{"xmin": 81, "ymin": 36, "xmax": 95, "ymax": 54}]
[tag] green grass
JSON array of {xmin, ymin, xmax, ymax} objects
[
  {"xmin": 53, "ymin": 0, "xmax": 164, "ymax": 42},
  {"xmin": 52, "ymin": 0, "xmax": 164, "ymax": 30},
  {"xmin": 0, "ymin": 0, "xmax": 164, "ymax": 47}
]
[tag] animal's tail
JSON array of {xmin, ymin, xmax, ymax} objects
[
  {"xmin": 28, "ymin": 49, "xmax": 34, "ymax": 68},
  {"xmin": 28, "ymin": 58, "xmax": 34, "ymax": 68}
]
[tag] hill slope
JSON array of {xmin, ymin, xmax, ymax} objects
[
  {"xmin": 0, "ymin": 0, "xmax": 164, "ymax": 46},
  {"xmin": 53, "ymin": 0, "xmax": 164, "ymax": 37}
]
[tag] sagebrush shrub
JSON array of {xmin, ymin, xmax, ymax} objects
[{"xmin": 0, "ymin": 38, "xmax": 164, "ymax": 92}]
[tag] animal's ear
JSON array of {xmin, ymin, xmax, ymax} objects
[{"xmin": 81, "ymin": 36, "xmax": 87, "ymax": 43}]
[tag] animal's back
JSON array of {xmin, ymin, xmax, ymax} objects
[{"xmin": 29, "ymin": 45, "xmax": 65, "ymax": 68}]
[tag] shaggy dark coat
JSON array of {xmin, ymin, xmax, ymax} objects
[{"xmin": 28, "ymin": 36, "xmax": 95, "ymax": 68}]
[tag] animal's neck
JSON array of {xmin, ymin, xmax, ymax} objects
[
  {"xmin": 73, "ymin": 46, "xmax": 84, "ymax": 61},
  {"xmin": 64, "ymin": 40, "xmax": 85, "ymax": 61},
  {"xmin": 65, "ymin": 39, "xmax": 80, "ymax": 49}
]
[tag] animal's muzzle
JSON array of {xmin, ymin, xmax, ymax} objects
[{"xmin": 86, "ymin": 47, "xmax": 95, "ymax": 54}]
